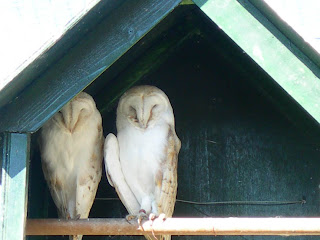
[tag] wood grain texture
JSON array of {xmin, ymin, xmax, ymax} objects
[
  {"xmin": 0, "ymin": 133, "xmax": 30, "ymax": 240},
  {"xmin": 26, "ymin": 6, "xmax": 320, "ymax": 240},
  {"xmin": 193, "ymin": 0, "xmax": 320, "ymax": 126},
  {"xmin": 94, "ymin": 18, "xmax": 198, "ymax": 114},
  {"xmin": 0, "ymin": 0, "xmax": 181, "ymax": 133},
  {"xmin": 0, "ymin": 0, "xmax": 125, "ymax": 109},
  {"xmin": 248, "ymin": 0, "xmax": 320, "ymax": 70},
  {"xmin": 92, "ymin": 28, "xmax": 320, "ymax": 240}
]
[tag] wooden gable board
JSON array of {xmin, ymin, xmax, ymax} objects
[
  {"xmin": 0, "ymin": 1, "xmax": 181, "ymax": 239},
  {"xmin": 250, "ymin": 0, "xmax": 320, "ymax": 69},
  {"xmin": 1, "ymin": 1, "xmax": 320, "ymax": 239},
  {"xmin": 0, "ymin": 0, "xmax": 126, "ymax": 109},
  {"xmin": 0, "ymin": 0, "xmax": 319, "ymax": 132},
  {"xmin": 193, "ymin": 0, "xmax": 320, "ymax": 126},
  {"xmin": 0, "ymin": 0, "xmax": 182, "ymax": 133}
]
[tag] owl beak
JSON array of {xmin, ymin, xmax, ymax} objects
[
  {"xmin": 137, "ymin": 112, "xmax": 148, "ymax": 129},
  {"xmin": 138, "ymin": 115, "xmax": 147, "ymax": 128},
  {"xmin": 136, "ymin": 102, "xmax": 150, "ymax": 129},
  {"xmin": 139, "ymin": 121, "xmax": 147, "ymax": 129},
  {"xmin": 62, "ymin": 101, "xmax": 83, "ymax": 133},
  {"xmin": 60, "ymin": 103, "xmax": 74, "ymax": 132}
]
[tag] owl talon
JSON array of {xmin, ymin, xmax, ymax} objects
[
  {"xmin": 149, "ymin": 213, "xmax": 157, "ymax": 221},
  {"xmin": 125, "ymin": 210, "xmax": 149, "ymax": 229},
  {"xmin": 149, "ymin": 213, "xmax": 159, "ymax": 240},
  {"xmin": 125, "ymin": 214, "xmax": 136, "ymax": 221},
  {"xmin": 137, "ymin": 209, "xmax": 148, "ymax": 230},
  {"xmin": 158, "ymin": 213, "xmax": 166, "ymax": 221}
]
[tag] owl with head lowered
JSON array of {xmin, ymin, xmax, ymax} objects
[
  {"xmin": 39, "ymin": 92, "xmax": 103, "ymax": 240},
  {"xmin": 104, "ymin": 85, "xmax": 181, "ymax": 240}
]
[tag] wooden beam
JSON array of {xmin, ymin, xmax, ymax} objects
[
  {"xmin": 0, "ymin": 0, "xmax": 126, "ymax": 109},
  {"xmin": 193, "ymin": 0, "xmax": 320, "ymax": 125},
  {"xmin": 0, "ymin": 133, "xmax": 30, "ymax": 240},
  {"xmin": 95, "ymin": 17, "xmax": 199, "ymax": 114},
  {"xmin": 249, "ymin": 0, "xmax": 320, "ymax": 69},
  {"xmin": 0, "ymin": 0, "xmax": 182, "ymax": 133},
  {"xmin": 26, "ymin": 218, "xmax": 320, "ymax": 236}
]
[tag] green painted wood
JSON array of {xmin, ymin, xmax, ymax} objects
[
  {"xmin": 0, "ymin": 0, "xmax": 182, "ymax": 133},
  {"xmin": 193, "ymin": 0, "xmax": 320, "ymax": 125},
  {"xmin": 78, "ymin": 34, "xmax": 320, "ymax": 240},
  {"xmin": 95, "ymin": 21, "xmax": 199, "ymax": 114},
  {"xmin": 191, "ymin": 10, "xmax": 320, "ymax": 141},
  {"xmin": 248, "ymin": 0, "xmax": 320, "ymax": 70},
  {"xmin": 0, "ymin": 0, "xmax": 126, "ymax": 109},
  {"xmin": 180, "ymin": 0, "xmax": 194, "ymax": 4},
  {"xmin": 0, "ymin": 133, "xmax": 30, "ymax": 240},
  {"xmin": 26, "ymin": 7, "xmax": 320, "ymax": 239}
]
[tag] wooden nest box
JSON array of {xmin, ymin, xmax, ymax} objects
[{"xmin": 1, "ymin": 1, "xmax": 320, "ymax": 240}]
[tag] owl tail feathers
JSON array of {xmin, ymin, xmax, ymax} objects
[
  {"xmin": 69, "ymin": 235, "xmax": 83, "ymax": 240},
  {"xmin": 145, "ymin": 234, "xmax": 171, "ymax": 240}
]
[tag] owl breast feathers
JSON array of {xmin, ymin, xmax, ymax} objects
[
  {"xmin": 104, "ymin": 85, "xmax": 181, "ymax": 240},
  {"xmin": 40, "ymin": 92, "xmax": 104, "ymax": 240}
]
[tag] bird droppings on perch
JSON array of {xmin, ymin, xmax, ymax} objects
[{"xmin": 26, "ymin": 217, "xmax": 320, "ymax": 236}]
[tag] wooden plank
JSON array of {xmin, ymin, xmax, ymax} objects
[
  {"xmin": 249, "ymin": 0, "xmax": 320, "ymax": 69},
  {"xmin": 0, "ymin": 0, "xmax": 126, "ymax": 109},
  {"xmin": 0, "ymin": 133, "xmax": 30, "ymax": 240},
  {"xmin": 0, "ymin": 0, "xmax": 182, "ymax": 133},
  {"xmin": 262, "ymin": 0, "xmax": 320, "ymax": 54},
  {"xmin": 0, "ymin": 0, "xmax": 101, "ymax": 93},
  {"xmin": 193, "ymin": 0, "xmax": 320, "ymax": 125},
  {"xmin": 95, "ymin": 17, "xmax": 199, "ymax": 114},
  {"xmin": 26, "ymin": 218, "xmax": 320, "ymax": 236}
]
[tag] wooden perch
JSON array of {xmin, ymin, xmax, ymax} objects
[{"xmin": 26, "ymin": 217, "xmax": 320, "ymax": 236}]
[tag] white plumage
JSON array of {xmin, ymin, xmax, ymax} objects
[
  {"xmin": 104, "ymin": 85, "xmax": 181, "ymax": 240},
  {"xmin": 39, "ymin": 92, "xmax": 103, "ymax": 240}
]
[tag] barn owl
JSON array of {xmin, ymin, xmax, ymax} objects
[
  {"xmin": 39, "ymin": 92, "xmax": 104, "ymax": 240},
  {"xmin": 104, "ymin": 85, "xmax": 181, "ymax": 240}
]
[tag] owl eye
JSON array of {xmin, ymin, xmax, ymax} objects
[
  {"xmin": 128, "ymin": 106, "xmax": 138, "ymax": 122},
  {"xmin": 152, "ymin": 104, "xmax": 159, "ymax": 111}
]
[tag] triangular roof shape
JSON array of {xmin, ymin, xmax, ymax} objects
[
  {"xmin": 0, "ymin": 0, "xmax": 319, "ymax": 133},
  {"xmin": 194, "ymin": 0, "xmax": 320, "ymax": 124}
]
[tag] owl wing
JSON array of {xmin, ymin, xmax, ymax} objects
[
  {"xmin": 41, "ymin": 159, "xmax": 70, "ymax": 218},
  {"xmin": 104, "ymin": 133, "xmax": 140, "ymax": 215},
  {"xmin": 75, "ymin": 137, "xmax": 103, "ymax": 218},
  {"xmin": 39, "ymin": 130, "xmax": 70, "ymax": 218},
  {"xmin": 156, "ymin": 126, "xmax": 181, "ymax": 217},
  {"xmin": 150, "ymin": 126, "xmax": 180, "ymax": 240}
]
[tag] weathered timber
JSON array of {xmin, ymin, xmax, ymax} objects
[
  {"xmin": 0, "ymin": 0, "xmax": 181, "ymax": 133},
  {"xmin": 193, "ymin": 0, "xmax": 320, "ymax": 126},
  {"xmin": 0, "ymin": 133, "xmax": 30, "ymax": 240}
]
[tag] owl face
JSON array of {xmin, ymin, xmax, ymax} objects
[
  {"xmin": 52, "ymin": 92, "xmax": 96, "ymax": 132},
  {"xmin": 117, "ymin": 86, "xmax": 172, "ymax": 130}
]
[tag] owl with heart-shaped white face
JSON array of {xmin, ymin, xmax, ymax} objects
[
  {"xmin": 104, "ymin": 85, "xmax": 181, "ymax": 240},
  {"xmin": 40, "ymin": 92, "xmax": 103, "ymax": 240}
]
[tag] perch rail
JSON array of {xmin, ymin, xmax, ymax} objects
[{"xmin": 26, "ymin": 217, "xmax": 320, "ymax": 236}]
